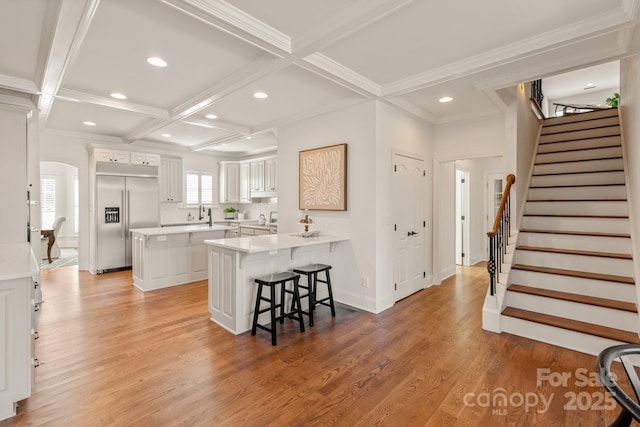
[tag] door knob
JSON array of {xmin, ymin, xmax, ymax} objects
[{"xmin": 407, "ymin": 231, "xmax": 417, "ymax": 236}]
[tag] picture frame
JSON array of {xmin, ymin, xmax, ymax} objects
[{"xmin": 299, "ymin": 143, "xmax": 347, "ymax": 211}]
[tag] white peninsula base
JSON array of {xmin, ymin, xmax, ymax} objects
[{"xmin": 205, "ymin": 234, "xmax": 348, "ymax": 334}]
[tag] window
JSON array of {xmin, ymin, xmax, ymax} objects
[
  {"xmin": 185, "ymin": 171, "xmax": 213, "ymax": 205},
  {"xmin": 41, "ymin": 177, "xmax": 56, "ymax": 229}
]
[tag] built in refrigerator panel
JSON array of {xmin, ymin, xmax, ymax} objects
[
  {"xmin": 124, "ymin": 177, "xmax": 159, "ymax": 266},
  {"xmin": 96, "ymin": 175, "xmax": 126, "ymax": 272}
]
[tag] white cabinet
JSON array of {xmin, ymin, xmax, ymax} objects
[
  {"xmin": 219, "ymin": 162, "xmax": 240, "ymax": 203},
  {"xmin": 94, "ymin": 148, "xmax": 130, "ymax": 164},
  {"xmin": 131, "ymin": 152, "xmax": 160, "ymax": 166},
  {"xmin": 265, "ymin": 157, "xmax": 277, "ymax": 191},
  {"xmin": 239, "ymin": 163, "xmax": 251, "ymax": 203},
  {"xmin": 250, "ymin": 161, "xmax": 265, "ymax": 192},
  {"xmin": 160, "ymin": 157, "xmax": 182, "ymax": 202}
]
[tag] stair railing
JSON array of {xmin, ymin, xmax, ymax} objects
[{"xmin": 487, "ymin": 174, "xmax": 516, "ymax": 295}]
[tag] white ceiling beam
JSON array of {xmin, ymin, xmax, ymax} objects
[
  {"xmin": 161, "ymin": 0, "xmax": 290, "ymax": 56},
  {"xmin": 37, "ymin": 0, "xmax": 101, "ymax": 126},
  {"xmin": 56, "ymin": 89, "xmax": 170, "ymax": 118},
  {"xmin": 299, "ymin": 53, "xmax": 381, "ymax": 97},
  {"xmin": 189, "ymin": 132, "xmax": 245, "ymax": 151},
  {"xmin": 182, "ymin": 118, "xmax": 250, "ymax": 135},
  {"xmin": 0, "ymin": 74, "xmax": 39, "ymax": 94}
]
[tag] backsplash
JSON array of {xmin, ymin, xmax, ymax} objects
[{"xmin": 159, "ymin": 198, "xmax": 278, "ymax": 225}]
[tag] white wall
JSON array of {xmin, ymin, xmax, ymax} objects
[
  {"xmin": 278, "ymin": 102, "xmax": 378, "ymax": 311},
  {"xmin": 620, "ymin": 55, "xmax": 640, "ymax": 306},
  {"xmin": 431, "ymin": 114, "xmax": 506, "ymax": 283},
  {"xmin": 376, "ymin": 102, "xmax": 432, "ymax": 306}
]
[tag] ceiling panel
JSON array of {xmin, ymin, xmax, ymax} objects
[
  {"xmin": 144, "ymin": 120, "xmax": 234, "ymax": 146},
  {"xmin": 0, "ymin": 0, "xmax": 51, "ymax": 82},
  {"xmin": 62, "ymin": 0, "xmax": 267, "ymax": 109},
  {"xmin": 227, "ymin": 0, "xmax": 360, "ymax": 39},
  {"xmin": 47, "ymin": 100, "xmax": 155, "ymax": 137},
  {"xmin": 321, "ymin": 0, "xmax": 624, "ymax": 84},
  {"xmin": 206, "ymin": 132, "xmax": 277, "ymax": 155},
  {"xmin": 209, "ymin": 64, "xmax": 365, "ymax": 127},
  {"xmin": 543, "ymin": 61, "xmax": 620, "ymax": 100}
]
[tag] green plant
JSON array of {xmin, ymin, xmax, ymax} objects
[
  {"xmin": 606, "ymin": 92, "xmax": 619, "ymax": 107},
  {"xmin": 224, "ymin": 207, "xmax": 236, "ymax": 213}
]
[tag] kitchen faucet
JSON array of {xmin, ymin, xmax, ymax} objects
[
  {"xmin": 207, "ymin": 208, "xmax": 212, "ymax": 226},
  {"xmin": 198, "ymin": 205, "xmax": 204, "ymax": 220}
]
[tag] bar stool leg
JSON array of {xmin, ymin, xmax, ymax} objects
[
  {"xmin": 292, "ymin": 277, "xmax": 305, "ymax": 332},
  {"xmin": 251, "ymin": 282, "xmax": 263, "ymax": 336},
  {"xmin": 270, "ymin": 283, "xmax": 277, "ymax": 346},
  {"xmin": 279, "ymin": 279, "xmax": 286, "ymax": 324},
  {"xmin": 325, "ymin": 269, "xmax": 336, "ymax": 317}
]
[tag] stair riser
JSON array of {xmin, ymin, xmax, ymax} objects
[
  {"xmin": 540, "ymin": 126, "xmax": 620, "ymax": 144},
  {"xmin": 530, "ymin": 171, "xmax": 625, "ymax": 187},
  {"xmin": 544, "ymin": 109, "xmax": 618, "ymax": 126},
  {"xmin": 524, "ymin": 201, "xmax": 627, "ymax": 216},
  {"xmin": 533, "ymin": 158, "xmax": 623, "ymax": 175},
  {"xmin": 538, "ymin": 136, "xmax": 621, "ymax": 153},
  {"xmin": 501, "ymin": 316, "xmax": 627, "ymax": 356},
  {"xmin": 528, "ymin": 186, "xmax": 626, "ymax": 201},
  {"xmin": 536, "ymin": 147, "xmax": 622, "ymax": 164},
  {"xmin": 542, "ymin": 117, "xmax": 619, "ymax": 135},
  {"xmin": 509, "ymin": 269, "xmax": 636, "ymax": 302},
  {"xmin": 522, "ymin": 216, "xmax": 630, "ymax": 234},
  {"xmin": 505, "ymin": 292, "xmax": 637, "ymax": 332},
  {"xmin": 514, "ymin": 250, "xmax": 634, "ymax": 277},
  {"xmin": 517, "ymin": 232, "xmax": 632, "ymax": 254}
]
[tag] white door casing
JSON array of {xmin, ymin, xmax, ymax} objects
[{"xmin": 393, "ymin": 153, "xmax": 425, "ymax": 302}]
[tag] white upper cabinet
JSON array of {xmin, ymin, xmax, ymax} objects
[
  {"xmin": 94, "ymin": 148, "xmax": 130, "ymax": 164},
  {"xmin": 265, "ymin": 157, "xmax": 277, "ymax": 192},
  {"xmin": 160, "ymin": 157, "xmax": 182, "ymax": 202},
  {"xmin": 219, "ymin": 162, "xmax": 240, "ymax": 203},
  {"xmin": 250, "ymin": 160, "xmax": 265, "ymax": 192},
  {"xmin": 239, "ymin": 163, "xmax": 251, "ymax": 203},
  {"xmin": 131, "ymin": 152, "xmax": 160, "ymax": 167}
]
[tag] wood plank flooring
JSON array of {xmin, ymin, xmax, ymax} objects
[{"xmin": 0, "ymin": 264, "xmax": 626, "ymax": 426}]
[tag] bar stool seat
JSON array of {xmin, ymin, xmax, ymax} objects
[
  {"xmin": 251, "ymin": 271, "xmax": 305, "ymax": 346},
  {"xmin": 292, "ymin": 263, "xmax": 336, "ymax": 327}
]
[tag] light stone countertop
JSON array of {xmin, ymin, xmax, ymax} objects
[
  {"xmin": 0, "ymin": 243, "xmax": 38, "ymax": 280},
  {"xmin": 130, "ymin": 224, "xmax": 234, "ymax": 236},
  {"xmin": 204, "ymin": 233, "xmax": 348, "ymax": 254}
]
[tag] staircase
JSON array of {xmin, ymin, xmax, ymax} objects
[{"xmin": 500, "ymin": 108, "xmax": 640, "ymax": 355}]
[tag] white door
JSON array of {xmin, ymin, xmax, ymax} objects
[{"xmin": 393, "ymin": 153, "xmax": 425, "ymax": 302}]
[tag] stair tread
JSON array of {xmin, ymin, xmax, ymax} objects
[
  {"xmin": 533, "ymin": 169, "xmax": 624, "ymax": 177},
  {"xmin": 512, "ymin": 264, "xmax": 635, "ymax": 284},
  {"xmin": 543, "ymin": 109, "xmax": 618, "ymax": 126},
  {"xmin": 527, "ymin": 199, "xmax": 626, "ymax": 202},
  {"xmin": 508, "ymin": 284, "xmax": 638, "ymax": 313},
  {"xmin": 502, "ymin": 307, "xmax": 640, "ymax": 344},
  {"xmin": 535, "ymin": 156, "xmax": 622, "ymax": 165},
  {"xmin": 516, "ymin": 246, "xmax": 632, "ymax": 260},
  {"xmin": 530, "ymin": 184, "xmax": 625, "ymax": 189},
  {"xmin": 523, "ymin": 214, "xmax": 628, "ymax": 219},
  {"xmin": 519, "ymin": 229, "xmax": 631, "ymax": 238}
]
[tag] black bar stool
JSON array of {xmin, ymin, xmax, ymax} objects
[
  {"xmin": 251, "ymin": 271, "xmax": 305, "ymax": 346},
  {"xmin": 292, "ymin": 264, "xmax": 336, "ymax": 327}
]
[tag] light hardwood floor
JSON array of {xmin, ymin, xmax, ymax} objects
[{"xmin": 1, "ymin": 264, "xmax": 624, "ymax": 426}]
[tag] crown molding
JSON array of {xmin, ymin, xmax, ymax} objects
[
  {"xmin": 434, "ymin": 108, "xmax": 502, "ymax": 126},
  {"xmin": 0, "ymin": 93, "xmax": 36, "ymax": 112},
  {"xmin": 381, "ymin": 97, "xmax": 436, "ymax": 123},
  {"xmin": 42, "ymin": 127, "xmax": 123, "ymax": 144},
  {"xmin": 382, "ymin": 7, "xmax": 636, "ymax": 97},
  {"xmin": 161, "ymin": 0, "xmax": 291, "ymax": 54},
  {"xmin": 622, "ymin": 0, "xmax": 640, "ymax": 18},
  {"xmin": 301, "ymin": 53, "xmax": 381, "ymax": 96},
  {"xmin": 56, "ymin": 89, "xmax": 170, "ymax": 118},
  {"xmin": 0, "ymin": 74, "xmax": 39, "ymax": 94}
]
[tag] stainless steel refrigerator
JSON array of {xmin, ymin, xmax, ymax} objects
[{"xmin": 96, "ymin": 173, "xmax": 159, "ymax": 273}]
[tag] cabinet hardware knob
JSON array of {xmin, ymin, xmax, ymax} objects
[{"xmin": 33, "ymin": 358, "xmax": 40, "ymax": 368}]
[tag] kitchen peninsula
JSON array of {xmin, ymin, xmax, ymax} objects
[
  {"xmin": 204, "ymin": 233, "xmax": 348, "ymax": 334},
  {"xmin": 130, "ymin": 224, "xmax": 233, "ymax": 291}
]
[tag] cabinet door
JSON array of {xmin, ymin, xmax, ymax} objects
[
  {"xmin": 224, "ymin": 163, "xmax": 240, "ymax": 203},
  {"xmin": 160, "ymin": 157, "xmax": 182, "ymax": 202},
  {"xmin": 130, "ymin": 152, "xmax": 146, "ymax": 165},
  {"xmin": 250, "ymin": 161, "xmax": 264, "ymax": 192},
  {"xmin": 265, "ymin": 158, "xmax": 277, "ymax": 191},
  {"xmin": 112, "ymin": 151, "xmax": 130, "ymax": 164},
  {"xmin": 239, "ymin": 163, "xmax": 251, "ymax": 203},
  {"xmin": 94, "ymin": 148, "xmax": 113, "ymax": 163},
  {"xmin": 146, "ymin": 154, "xmax": 161, "ymax": 167}
]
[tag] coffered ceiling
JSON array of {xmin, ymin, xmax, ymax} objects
[{"xmin": 0, "ymin": 0, "xmax": 638, "ymax": 155}]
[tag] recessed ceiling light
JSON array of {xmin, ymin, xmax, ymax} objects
[
  {"xmin": 205, "ymin": 114, "xmax": 218, "ymax": 119},
  {"xmin": 147, "ymin": 57, "xmax": 167, "ymax": 67},
  {"xmin": 83, "ymin": 121, "xmax": 96, "ymax": 126},
  {"xmin": 584, "ymin": 83, "xmax": 596, "ymax": 90},
  {"xmin": 439, "ymin": 96, "xmax": 453, "ymax": 103},
  {"xmin": 110, "ymin": 92, "xmax": 127, "ymax": 100},
  {"xmin": 245, "ymin": 136, "xmax": 253, "ymax": 140},
  {"xmin": 162, "ymin": 133, "xmax": 171, "ymax": 138},
  {"xmin": 253, "ymin": 91, "xmax": 268, "ymax": 99}
]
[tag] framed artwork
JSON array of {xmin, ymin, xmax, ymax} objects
[{"xmin": 299, "ymin": 143, "xmax": 347, "ymax": 211}]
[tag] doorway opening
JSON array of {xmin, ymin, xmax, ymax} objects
[
  {"xmin": 455, "ymin": 169, "xmax": 469, "ymax": 266},
  {"xmin": 40, "ymin": 161, "xmax": 79, "ymax": 269}
]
